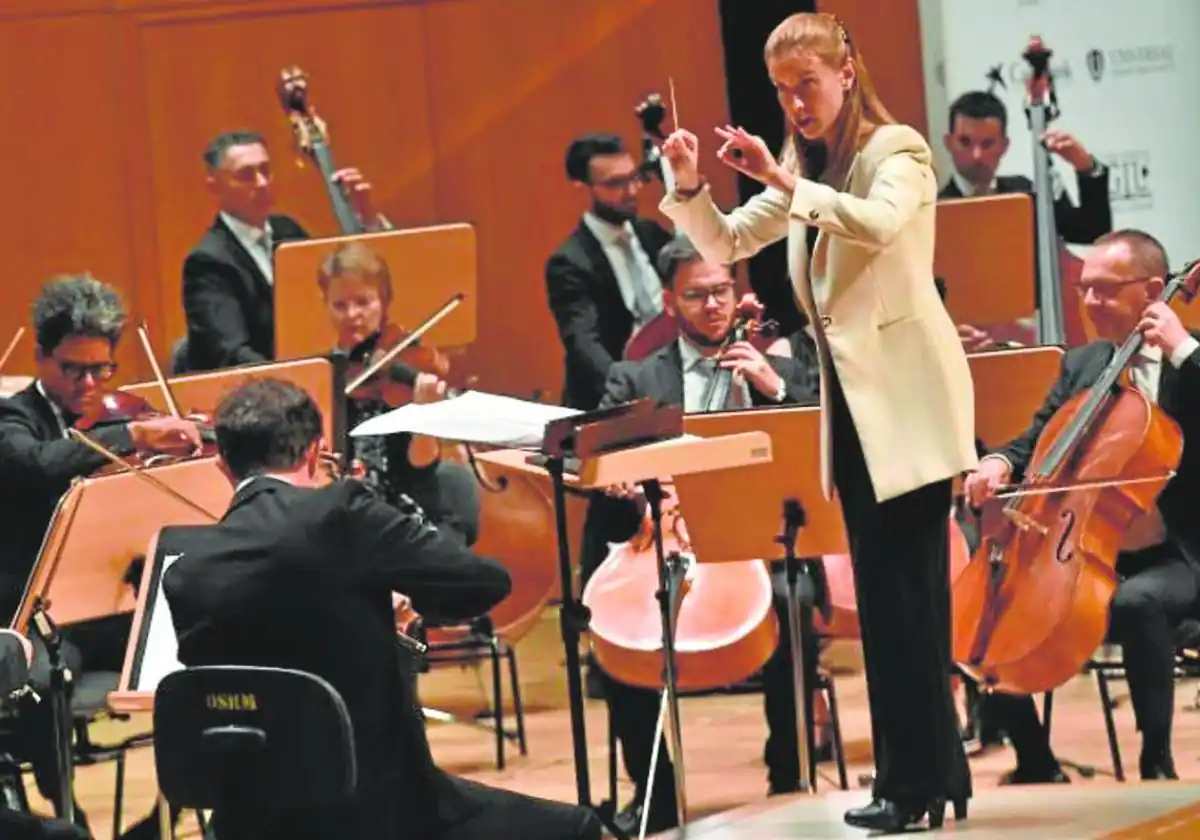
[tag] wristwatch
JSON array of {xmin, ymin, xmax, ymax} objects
[
  {"xmin": 1083, "ymin": 159, "xmax": 1108, "ymax": 179},
  {"xmin": 771, "ymin": 380, "xmax": 787, "ymax": 402}
]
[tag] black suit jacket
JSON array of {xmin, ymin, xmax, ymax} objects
[
  {"xmin": 938, "ymin": 170, "xmax": 1112, "ymax": 246},
  {"xmin": 182, "ymin": 213, "xmax": 309, "ymax": 372},
  {"xmin": 161, "ymin": 478, "xmax": 511, "ymax": 839},
  {"xmin": 545, "ymin": 218, "xmax": 674, "ymax": 410},
  {"xmin": 990, "ymin": 335, "xmax": 1200, "ymax": 556},
  {"xmin": 579, "ymin": 342, "xmax": 819, "ymax": 581},
  {"xmin": 0, "ymin": 385, "xmax": 135, "ymax": 618}
]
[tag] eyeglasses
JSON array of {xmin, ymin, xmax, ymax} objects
[
  {"xmin": 55, "ymin": 359, "xmax": 117, "ymax": 382},
  {"xmin": 1076, "ymin": 276, "xmax": 1154, "ymax": 295},
  {"xmin": 592, "ymin": 173, "xmax": 643, "ymax": 190},
  {"xmin": 679, "ymin": 284, "xmax": 736, "ymax": 304}
]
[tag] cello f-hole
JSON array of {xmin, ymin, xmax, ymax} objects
[{"xmin": 1054, "ymin": 509, "xmax": 1077, "ymax": 563}]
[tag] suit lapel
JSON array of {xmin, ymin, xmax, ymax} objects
[
  {"xmin": 654, "ymin": 342, "xmax": 685, "ymax": 407},
  {"xmin": 574, "ymin": 221, "xmax": 622, "ymax": 302},
  {"xmin": 213, "ymin": 216, "xmax": 271, "ymax": 296}
]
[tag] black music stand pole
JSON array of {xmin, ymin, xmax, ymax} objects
[
  {"xmin": 545, "ymin": 457, "xmax": 630, "ymax": 840},
  {"xmin": 641, "ymin": 479, "xmax": 689, "ymax": 825},
  {"xmin": 27, "ymin": 599, "xmax": 75, "ymax": 824},
  {"xmin": 775, "ymin": 499, "xmax": 820, "ymax": 794}
]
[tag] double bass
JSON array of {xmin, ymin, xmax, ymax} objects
[
  {"xmin": 951, "ymin": 259, "xmax": 1200, "ymax": 695},
  {"xmin": 277, "ymin": 68, "xmax": 558, "ymax": 644}
]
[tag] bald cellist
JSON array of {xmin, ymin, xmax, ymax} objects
[
  {"xmin": 963, "ymin": 228, "xmax": 1200, "ymax": 784},
  {"xmin": 579, "ymin": 235, "xmax": 818, "ymax": 835}
]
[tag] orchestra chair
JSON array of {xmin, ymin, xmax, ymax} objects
[
  {"xmin": 416, "ymin": 615, "xmax": 528, "ymax": 771},
  {"xmin": 154, "ymin": 665, "xmax": 356, "ymax": 839},
  {"xmin": 1040, "ymin": 609, "xmax": 1200, "ymax": 783}
]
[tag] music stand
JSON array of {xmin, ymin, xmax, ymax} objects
[
  {"xmin": 479, "ymin": 425, "xmax": 772, "ymax": 837},
  {"xmin": 935, "ymin": 193, "xmax": 1036, "ymax": 328},
  {"xmin": 273, "ymin": 224, "xmax": 478, "ymax": 360},
  {"xmin": 967, "ymin": 346, "xmax": 1064, "ymax": 450},
  {"xmin": 674, "ymin": 407, "xmax": 847, "ymax": 795}
]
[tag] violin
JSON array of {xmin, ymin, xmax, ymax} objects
[
  {"xmin": 345, "ymin": 321, "xmax": 453, "ymax": 408},
  {"xmin": 582, "ymin": 487, "xmax": 779, "ymax": 691},
  {"xmin": 951, "ymin": 259, "xmax": 1200, "ymax": 695}
]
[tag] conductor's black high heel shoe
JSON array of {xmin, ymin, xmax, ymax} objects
[{"xmin": 927, "ymin": 795, "xmax": 970, "ymax": 829}]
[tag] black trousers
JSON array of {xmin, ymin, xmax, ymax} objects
[
  {"xmin": 827, "ymin": 368, "xmax": 969, "ymax": 804},
  {"xmin": 431, "ymin": 777, "xmax": 601, "ymax": 840},
  {"xmin": 597, "ymin": 568, "xmax": 817, "ymax": 803},
  {"xmin": 983, "ymin": 545, "xmax": 1200, "ymax": 770}
]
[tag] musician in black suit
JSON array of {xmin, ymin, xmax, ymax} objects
[
  {"xmin": 938, "ymin": 91, "xmax": 1112, "ymax": 243},
  {"xmin": 580, "ymin": 236, "xmax": 820, "ymax": 834},
  {"xmin": 545, "ymin": 133, "xmax": 676, "ymax": 410},
  {"xmin": 963, "ymin": 229, "xmax": 1200, "ymax": 784},
  {"xmin": 160, "ymin": 378, "xmax": 600, "ymax": 840},
  {"xmin": 182, "ymin": 130, "xmax": 388, "ymax": 372},
  {"xmin": 0, "ymin": 275, "xmax": 202, "ymax": 838}
]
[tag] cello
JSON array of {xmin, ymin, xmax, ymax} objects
[
  {"xmin": 278, "ymin": 68, "xmax": 558, "ymax": 644},
  {"xmin": 951, "ymin": 259, "xmax": 1200, "ymax": 696}
]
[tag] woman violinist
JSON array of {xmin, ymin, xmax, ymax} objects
[
  {"xmin": 660, "ymin": 12, "xmax": 974, "ymax": 833},
  {"xmin": 0, "ymin": 274, "xmax": 199, "ymax": 839},
  {"xmin": 315, "ymin": 242, "xmax": 480, "ymax": 546}
]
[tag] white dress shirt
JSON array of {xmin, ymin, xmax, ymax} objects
[
  {"xmin": 581, "ymin": 213, "xmax": 663, "ymax": 327},
  {"xmin": 678, "ymin": 337, "xmax": 750, "ymax": 413},
  {"xmin": 220, "ymin": 211, "xmax": 275, "ymax": 285}
]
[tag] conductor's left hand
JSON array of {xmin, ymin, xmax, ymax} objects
[{"xmin": 714, "ymin": 126, "xmax": 778, "ymax": 185}]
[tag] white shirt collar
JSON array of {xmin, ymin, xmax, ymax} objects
[
  {"xmin": 677, "ymin": 336, "xmax": 717, "ymax": 371},
  {"xmin": 34, "ymin": 380, "xmax": 69, "ymax": 438},
  {"xmin": 220, "ymin": 211, "xmax": 272, "ymax": 247},
  {"xmin": 582, "ymin": 212, "xmax": 633, "ymax": 246},
  {"xmin": 235, "ymin": 473, "xmax": 292, "ymax": 493},
  {"xmin": 950, "ymin": 170, "xmax": 998, "ymax": 198}
]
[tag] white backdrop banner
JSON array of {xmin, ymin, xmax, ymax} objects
[{"xmin": 918, "ymin": 0, "xmax": 1200, "ymax": 267}]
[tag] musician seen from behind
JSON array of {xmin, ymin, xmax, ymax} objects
[
  {"xmin": 316, "ymin": 241, "xmax": 480, "ymax": 547},
  {"xmin": 545, "ymin": 132, "xmax": 675, "ymax": 411},
  {"xmin": 159, "ymin": 378, "xmax": 600, "ymax": 840},
  {"xmin": 581, "ymin": 235, "xmax": 820, "ymax": 834},
  {"xmin": 182, "ymin": 129, "xmax": 390, "ymax": 373},
  {"xmin": 661, "ymin": 11, "xmax": 975, "ymax": 833},
  {"xmin": 963, "ymin": 228, "xmax": 1200, "ymax": 784},
  {"xmin": 0, "ymin": 275, "xmax": 201, "ymax": 839},
  {"xmin": 940, "ymin": 91, "xmax": 1113, "ymax": 351}
]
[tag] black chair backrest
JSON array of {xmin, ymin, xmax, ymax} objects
[
  {"xmin": 0, "ymin": 632, "xmax": 29, "ymax": 698},
  {"xmin": 153, "ymin": 666, "xmax": 356, "ymax": 812}
]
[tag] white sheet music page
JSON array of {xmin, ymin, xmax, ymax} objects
[{"xmin": 349, "ymin": 391, "xmax": 582, "ymax": 448}]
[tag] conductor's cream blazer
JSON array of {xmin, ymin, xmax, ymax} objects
[{"xmin": 661, "ymin": 124, "xmax": 977, "ymax": 503}]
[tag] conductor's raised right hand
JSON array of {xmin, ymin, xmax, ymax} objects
[
  {"xmin": 962, "ymin": 457, "xmax": 1012, "ymax": 509},
  {"xmin": 662, "ymin": 129, "xmax": 701, "ymax": 192},
  {"xmin": 128, "ymin": 416, "xmax": 204, "ymax": 457}
]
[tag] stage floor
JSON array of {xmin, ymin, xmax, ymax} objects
[{"xmin": 663, "ymin": 783, "xmax": 1200, "ymax": 839}]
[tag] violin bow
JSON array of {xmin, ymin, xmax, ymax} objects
[
  {"xmin": 344, "ymin": 292, "xmax": 465, "ymax": 394},
  {"xmin": 134, "ymin": 322, "xmax": 183, "ymax": 418},
  {"xmin": 66, "ymin": 429, "xmax": 221, "ymax": 520},
  {"xmin": 994, "ymin": 471, "xmax": 1176, "ymax": 499},
  {"xmin": 0, "ymin": 327, "xmax": 24, "ymax": 374}
]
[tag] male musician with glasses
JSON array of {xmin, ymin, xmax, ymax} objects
[
  {"xmin": 545, "ymin": 132, "xmax": 676, "ymax": 412},
  {"xmin": 580, "ymin": 235, "xmax": 821, "ymax": 834},
  {"xmin": 182, "ymin": 130, "xmax": 389, "ymax": 373},
  {"xmin": 160, "ymin": 378, "xmax": 600, "ymax": 840},
  {"xmin": 0, "ymin": 275, "xmax": 201, "ymax": 838},
  {"xmin": 962, "ymin": 229, "xmax": 1200, "ymax": 784}
]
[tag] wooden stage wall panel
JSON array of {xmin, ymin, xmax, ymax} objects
[{"xmin": 0, "ymin": 0, "xmax": 736, "ymax": 400}]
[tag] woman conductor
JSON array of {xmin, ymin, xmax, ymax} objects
[{"xmin": 660, "ymin": 12, "xmax": 975, "ymax": 834}]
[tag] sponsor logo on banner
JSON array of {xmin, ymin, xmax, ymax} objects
[
  {"xmin": 1104, "ymin": 151, "xmax": 1153, "ymax": 211},
  {"xmin": 1085, "ymin": 45, "xmax": 1175, "ymax": 82}
]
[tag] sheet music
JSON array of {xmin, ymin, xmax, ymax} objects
[
  {"xmin": 349, "ymin": 390, "xmax": 581, "ymax": 448},
  {"xmin": 136, "ymin": 551, "xmax": 185, "ymax": 694}
]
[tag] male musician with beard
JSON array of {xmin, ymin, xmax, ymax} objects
[
  {"xmin": 0, "ymin": 275, "xmax": 202, "ymax": 838},
  {"xmin": 160, "ymin": 378, "xmax": 601, "ymax": 840},
  {"xmin": 182, "ymin": 130, "xmax": 390, "ymax": 373},
  {"xmin": 963, "ymin": 229, "xmax": 1200, "ymax": 784},
  {"xmin": 545, "ymin": 133, "xmax": 676, "ymax": 411},
  {"xmin": 939, "ymin": 91, "xmax": 1113, "ymax": 352},
  {"xmin": 580, "ymin": 235, "xmax": 820, "ymax": 834}
]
